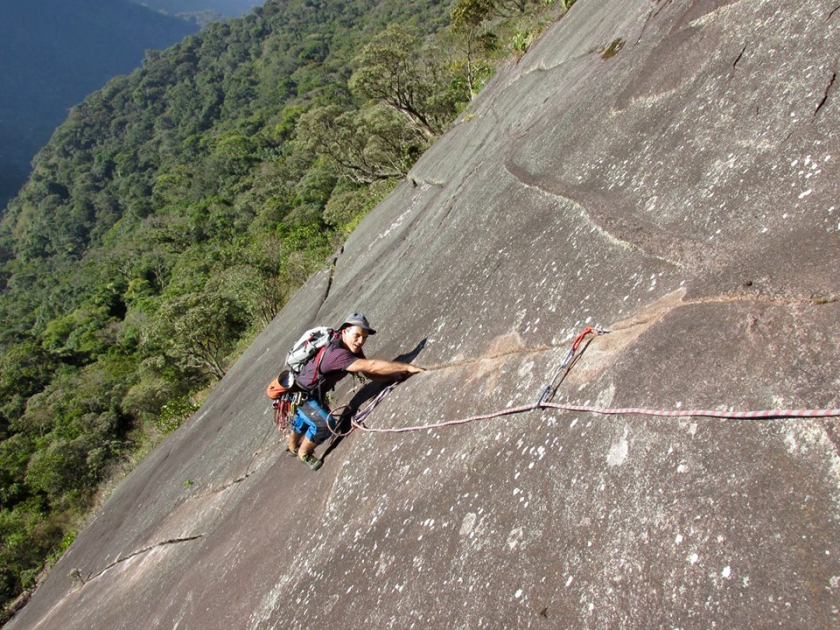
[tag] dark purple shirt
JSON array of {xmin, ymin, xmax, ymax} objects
[{"xmin": 295, "ymin": 340, "xmax": 364, "ymax": 393}]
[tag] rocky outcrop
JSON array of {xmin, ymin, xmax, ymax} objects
[{"xmin": 8, "ymin": 1, "xmax": 839, "ymax": 628}]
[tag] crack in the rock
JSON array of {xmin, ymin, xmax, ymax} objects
[
  {"xmin": 175, "ymin": 468, "xmax": 259, "ymax": 509},
  {"xmin": 211, "ymin": 470, "xmax": 254, "ymax": 494},
  {"xmin": 409, "ymin": 176, "xmax": 445, "ymax": 187},
  {"xmin": 731, "ymin": 44, "xmax": 747, "ymax": 72},
  {"xmin": 782, "ymin": 126, "xmax": 797, "ymax": 144},
  {"xmin": 80, "ymin": 535, "xmax": 205, "ymax": 584},
  {"xmin": 687, "ymin": 292, "xmax": 837, "ymax": 308},
  {"xmin": 309, "ymin": 246, "xmax": 345, "ymax": 325},
  {"xmin": 636, "ymin": 0, "xmax": 673, "ymax": 45},
  {"xmin": 827, "ymin": 5, "xmax": 840, "ymax": 21},
  {"xmin": 319, "ymin": 246, "xmax": 343, "ymax": 312},
  {"xmin": 421, "ymin": 291, "xmax": 834, "ymax": 374},
  {"xmin": 785, "ymin": 59, "xmax": 839, "ymax": 141},
  {"xmin": 814, "ymin": 71, "xmax": 836, "ymax": 118}
]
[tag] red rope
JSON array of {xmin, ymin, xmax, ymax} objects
[
  {"xmin": 351, "ymin": 400, "xmax": 840, "ymax": 434},
  {"xmin": 352, "ymin": 402, "xmax": 540, "ymax": 434},
  {"xmin": 540, "ymin": 402, "xmax": 840, "ymax": 420}
]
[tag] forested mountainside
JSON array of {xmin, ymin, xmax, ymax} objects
[
  {"xmin": 0, "ymin": 0, "xmax": 571, "ymax": 616},
  {"xmin": 0, "ymin": 0, "xmax": 199, "ymax": 210}
]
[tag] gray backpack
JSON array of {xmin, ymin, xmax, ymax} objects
[{"xmin": 285, "ymin": 327, "xmax": 336, "ymax": 374}]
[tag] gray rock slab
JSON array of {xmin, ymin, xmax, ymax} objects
[{"xmin": 8, "ymin": 1, "xmax": 840, "ymax": 629}]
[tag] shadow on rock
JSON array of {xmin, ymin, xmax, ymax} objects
[{"xmin": 321, "ymin": 338, "xmax": 427, "ymax": 461}]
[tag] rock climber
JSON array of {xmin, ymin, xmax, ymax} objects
[{"xmin": 287, "ymin": 312, "xmax": 425, "ymax": 470}]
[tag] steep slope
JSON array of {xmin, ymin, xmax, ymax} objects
[
  {"xmin": 0, "ymin": 0, "xmax": 197, "ymax": 210},
  {"xmin": 8, "ymin": 1, "xmax": 840, "ymax": 628}
]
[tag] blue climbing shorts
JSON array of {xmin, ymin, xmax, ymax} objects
[{"xmin": 292, "ymin": 399, "xmax": 336, "ymax": 445}]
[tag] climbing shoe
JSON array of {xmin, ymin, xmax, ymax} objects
[
  {"xmin": 285, "ymin": 445, "xmax": 298, "ymax": 457},
  {"xmin": 298, "ymin": 452, "xmax": 323, "ymax": 471}
]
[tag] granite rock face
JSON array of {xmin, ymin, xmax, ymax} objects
[{"xmin": 9, "ymin": 1, "xmax": 840, "ymax": 628}]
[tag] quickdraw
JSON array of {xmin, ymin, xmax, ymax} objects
[
  {"xmin": 537, "ymin": 325, "xmax": 609, "ymax": 404},
  {"xmin": 272, "ymin": 391, "xmax": 307, "ymax": 434}
]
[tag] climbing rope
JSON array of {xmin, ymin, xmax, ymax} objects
[
  {"xmin": 539, "ymin": 402, "xmax": 840, "ymax": 420},
  {"xmin": 343, "ymin": 326, "xmax": 840, "ymax": 435},
  {"xmin": 322, "ymin": 374, "xmax": 377, "ymax": 440}
]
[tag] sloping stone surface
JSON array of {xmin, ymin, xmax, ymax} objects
[{"xmin": 9, "ymin": 1, "xmax": 840, "ymax": 628}]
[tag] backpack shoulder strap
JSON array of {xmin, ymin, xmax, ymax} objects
[{"xmin": 308, "ymin": 344, "xmax": 330, "ymax": 388}]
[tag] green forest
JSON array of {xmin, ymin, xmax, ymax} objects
[
  {"xmin": 0, "ymin": 0, "xmax": 198, "ymax": 209},
  {"xmin": 0, "ymin": 0, "xmax": 575, "ymax": 616}
]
